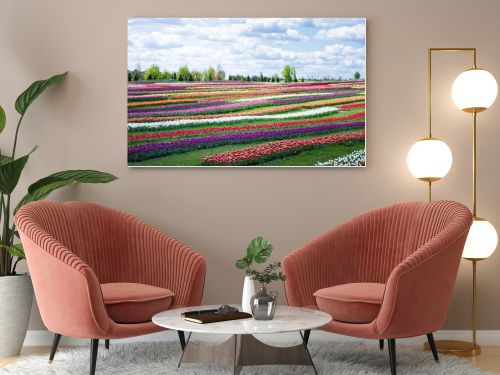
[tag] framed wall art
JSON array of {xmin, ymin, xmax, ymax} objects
[{"xmin": 128, "ymin": 18, "xmax": 366, "ymax": 167}]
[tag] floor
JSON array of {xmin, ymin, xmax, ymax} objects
[{"xmin": 1, "ymin": 345, "xmax": 500, "ymax": 373}]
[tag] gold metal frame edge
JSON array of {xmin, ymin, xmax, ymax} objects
[{"xmin": 424, "ymin": 340, "xmax": 481, "ymax": 357}]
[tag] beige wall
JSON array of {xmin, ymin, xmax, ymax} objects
[{"xmin": 2, "ymin": 0, "xmax": 500, "ymax": 331}]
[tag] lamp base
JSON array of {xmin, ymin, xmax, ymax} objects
[{"xmin": 423, "ymin": 340, "xmax": 481, "ymax": 357}]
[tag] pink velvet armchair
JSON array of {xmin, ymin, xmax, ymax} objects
[
  {"xmin": 283, "ymin": 200, "xmax": 472, "ymax": 375},
  {"xmin": 16, "ymin": 200, "xmax": 206, "ymax": 375}
]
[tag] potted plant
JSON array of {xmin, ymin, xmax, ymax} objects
[
  {"xmin": 0, "ymin": 72, "xmax": 117, "ymax": 358},
  {"xmin": 235, "ymin": 237, "xmax": 286, "ymax": 319},
  {"xmin": 235, "ymin": 237, "xmax": 273, "ymax": 313}
]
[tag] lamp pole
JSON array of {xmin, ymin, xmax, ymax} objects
[{"xmin": 423, "ymin": 47, "xmax": 484, "ymax": 357}]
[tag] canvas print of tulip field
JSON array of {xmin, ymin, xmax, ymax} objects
[{"xmin": 128, "ymin": 18, "xmax": 366, "ymax": 167}]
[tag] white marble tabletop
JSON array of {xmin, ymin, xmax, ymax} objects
[{"xmin": 152, "ymin": 305, "xmax": 332, "ymax": 335}]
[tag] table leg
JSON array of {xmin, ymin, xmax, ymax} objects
[
  {"xmin": 179, "ymin": 334, "xmax": 237, "ymax": 368},
  {"xmin": 178, "ymin": 332, "xmax": 317, "ymax": 374},
  {"xmin": 233, "ymin": 335, "xmax": 241, "ymax": 375},
  {"xmin": 300, "ymin": 331, "xmax": 318, "ymax": 375},
  {"xmin": 177, "ymin": 332, "xmax": 192, "ymax": 368}
]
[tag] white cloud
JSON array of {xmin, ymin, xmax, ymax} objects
[
  {"xmin": 128, "ymin": 30, "xmax": 183, "ymax": 49},
  {"xmin": 244, "ymin": 18, "xmax": 304, "ymax": 32},
  {"xmin": 285, "ymin": 29, "xmax": 308, "ymax": 41},
  {"xmin": 316, "ymin": 24, "xmax": 366, "ymax": 41}
]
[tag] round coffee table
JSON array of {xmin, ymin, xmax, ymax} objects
[{"xmin": 153, "ymin": 305, "xmax": 332, "ymax": 374}]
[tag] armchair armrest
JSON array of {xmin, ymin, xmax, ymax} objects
[
  {"xmin": 283, "ymin": 219, "xmax": 358, "ymax": 307},
  {"xmin": 17, "ymin": 230, "xmax": 111, "ymax": 339},
  {"xmin": 376, "ymin": 227, "xmax": 471, "ymax": 338},
  {"xmin": 125, "ymin": 218, "xmax": 206, "ymax": 307}
]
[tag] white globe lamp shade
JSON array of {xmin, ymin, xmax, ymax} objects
[
  {"xmin": 407, "ymin": 138, "xmax": 453, "ymax": 181},
  {"xmin": 462, "ymin": 218, "xmax": 498, "ymax": 259},
  {"xmin": 452, "ymin": 69, "xmax": 498, "ymax": 113}
]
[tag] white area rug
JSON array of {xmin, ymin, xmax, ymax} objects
[{"xmin": 0, "ymin": 341, "xmax": 494, "ymax": 374}]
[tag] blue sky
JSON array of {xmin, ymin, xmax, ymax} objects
[{"xmin": 128, "ymin": 18, "xmax": 365, "ymax": 79}]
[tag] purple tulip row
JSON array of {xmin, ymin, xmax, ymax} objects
[
  {"xmin": 128, "ymin": 99, "xmax": 227, "ymax": 113},
  {"xmin": 128, "ymin": 92, "xmax": 360, "ymax": 118},
  {"xmin": 127, "ymin": 87, "xmax": 341, "ymax": 103}
]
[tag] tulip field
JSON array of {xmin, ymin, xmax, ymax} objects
[{"xmin": 127, "ymin": 80, "xmax": 366, "ymax": 166}]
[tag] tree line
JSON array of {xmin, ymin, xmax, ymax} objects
[{"xmin": 128, "ymin": 64, "xmax": 362, "ymax": 82}]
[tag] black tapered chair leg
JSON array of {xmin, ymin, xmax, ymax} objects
[
  {"xmin": 303, "ymin": 329, "xmax": 311, "ymax": 347},
  {"xmin": 90, "ymin": 339, "xmax": 99, "ymax": 375},
  {"xmin": 105, "ymin": 339, "xmax": 110, "ymax": 350},
  {"xmin": 48, "ymin": 333, "xmax": 62, "ymax": 363},
  {"xmin": 426, "ymin": 333, "xmax": 439, "ymax": 362},
  {"xmin": 177, "ymin": 330, "xmax": 186, "ymax": 350},
  {"xmin": 379, "ymin": 339, "xmax": 384, "ymax": 350},
  {"xmin": 388, "ymin": 339, "xmax": 396, "ymax": 375}
]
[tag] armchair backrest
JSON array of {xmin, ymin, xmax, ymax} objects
[
  {"xmin": 342, "ymin": 201, "xmax": 421, "ymax": 283},
  {"xmin": 16, "ymin": 200, "xmax": 132, "ymax": 284},
  {"xmin": 345, "ymin": 200, "xmax": 470, "ymax": 284}
]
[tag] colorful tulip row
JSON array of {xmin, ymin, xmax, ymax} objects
[
  {"xmin": 129, "ymin": 112, "xmax": 366, "ymax": 142},
  {"xmin": 128, "ymin": 96, "xmax": 365, "ymax": 123},
  {"xmin": 128, "ymin": 92, "xmax": 361, "ymax": 118},
  {"xmin": 127, "ymin": 81, "xmax": 363, "ymax": 95},
  {"xmin": 201, "ymin": 131, "xmax": 366, "ymax": 166},
  {"xmin": 128, "ymin": 82, "xmax": 364, "ymax": 103},
  {"xmin": 337, "ymin": 103, "xmax": 365, "ymax": 110},
  {"xmin": 128, "ymin": 99, "xmax": 226, "ymax": 112},
  {"xmin": 128, "ymin": 106, "xmax": 341, "ymax": 130},
  {"xmin": 128, "ymin": 121, "xmax": 365, "ymax": 162}
]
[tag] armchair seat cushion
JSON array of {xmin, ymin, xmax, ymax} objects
[
  {"xmin": 314, "ymin": 283, "xmax": 385, "ymax": 324},
  {"xmin": 101, "ymin": 283, "xmax": 174, "ymax": 324}
]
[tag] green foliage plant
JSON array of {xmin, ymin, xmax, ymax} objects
[
  {"xmin": 235, "ymin": 236, "xmax": 286, "ymax": 285},
  {"xmin": 177, "ymin": 65, "xmax": 192, "ymax": 81},
  {"xmin": 0, "ymin": 72, "xmax": 118, "ymax": 276},
  {"xmin": 203, "ymin": 66, "xmax": 216, "ymax": 81},
  {"xmin": 143, "ymin": 65, "xmax": 160, "ymax": 80},
  {"xmin": 248, "ymin": 261, "xmax": 286, "ymax": 285}
]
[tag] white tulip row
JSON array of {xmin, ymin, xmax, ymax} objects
[
  {"xmin": 128, "ymin": 106, "xmax": 339, "ymax": 129},
  {"xmin": 315, "ymin": 149, "xmax": 366, "ymax": 167},
  {"xmin": 233, "ymin": 92, "xmax": 340, "ymax": 102}
]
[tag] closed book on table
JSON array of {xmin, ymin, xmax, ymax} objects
[{"xmin": 183, "ymin": 311, "xmax": 252, "ymax": 324}]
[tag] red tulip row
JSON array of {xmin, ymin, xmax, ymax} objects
[
  {"xmin": 202, "ymin": 130, "xmax": 365, "ymax": 165},
  {"xmin": 337, "ymin": 102, "xmax": 365, "ymax": 110}
]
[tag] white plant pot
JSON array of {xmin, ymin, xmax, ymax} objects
[
  {"xmin": 241, "ymin": 276, "xmax": 255, "ymax": 313},
  {"xmin": 0, "ymin": 274, "xmax": 33, "ymax": 358}
]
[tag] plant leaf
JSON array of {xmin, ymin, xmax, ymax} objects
[
  {"xmin": 14, "ymin": 169, "xmax": 117, "ymax": 214},
  {"xmin": 235, "ymin": 258, "xmax": 250, "ymax": 269},
  {"xmin": 246, "ymin": 237, "xmax": 273, "ymax": 264},
  {"xmin": 27, "ymin": 169, "xmax": 117, "ymax": 194},
  {"xmin": 0, "ymin": 155, "xmax": 13, "ymax": 166},
  {"xmin": 0, "ymin": 151, "xmax": 34, "ymax": 194},
  {"xmin": 15, "ymin": 72, "xmax": 67, "ymax": 115},
  {"xmin": 0, "ymin": 105, "xmax": 5, "ymax": 134},
  {"xmin": 16, "ymin": 180, "xmax": 74, "ymax": 213},
  {"xmin": 0, "ymin": 244, "xmax": 25, "ymax": 259}
]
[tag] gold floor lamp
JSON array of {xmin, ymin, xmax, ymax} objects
[{"xmin": 407, "ymin": 48, "xmax": 498, "ymax": 356}]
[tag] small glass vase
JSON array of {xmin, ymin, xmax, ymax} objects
[{"xmin": 250, "ymin": 285, "xmax": 278, "ymax": 320}]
